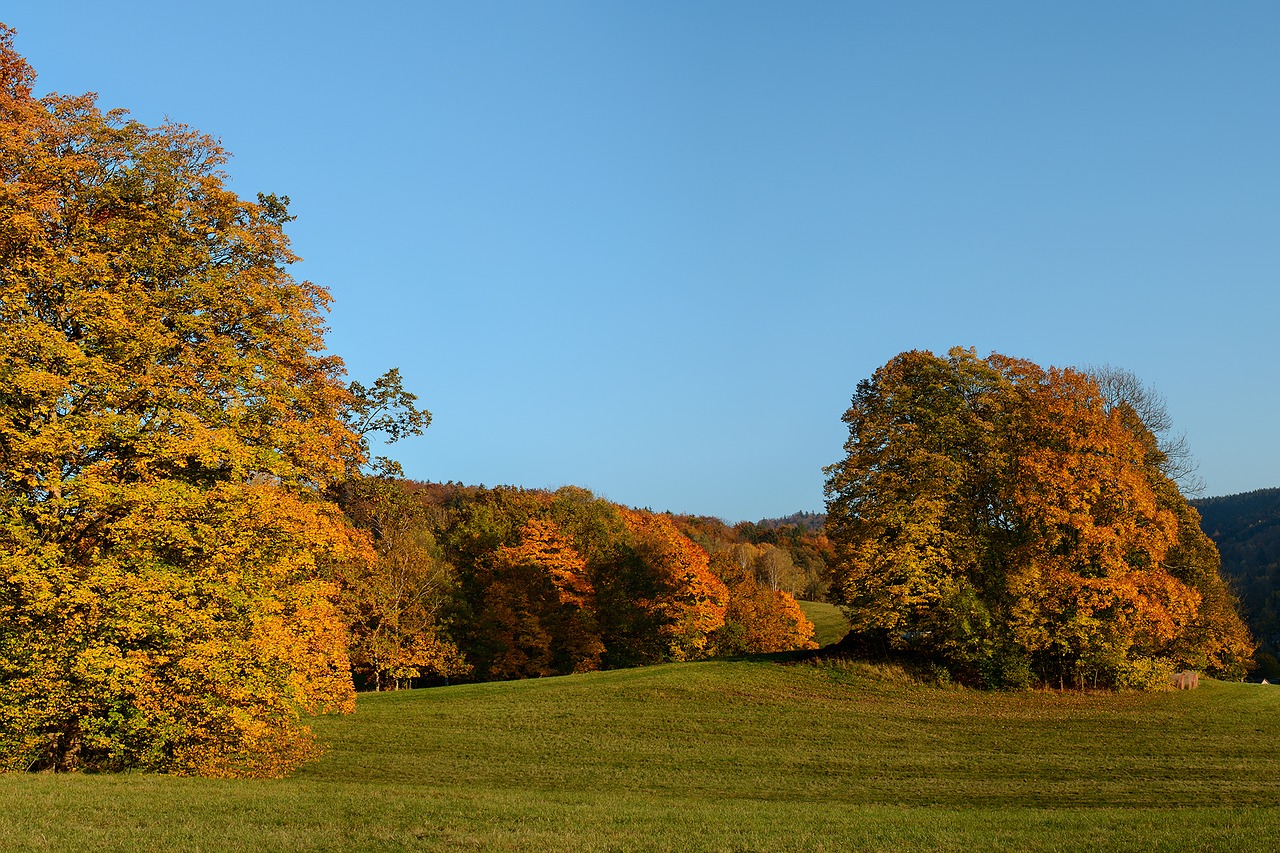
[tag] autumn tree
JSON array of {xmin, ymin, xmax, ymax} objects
[
  {"xmin": 824, "ymin": 348, "xmax": 1253, "ymax": 688},
  {"xmin": 617, "ymin": 509, "xmax": 728, "ymax": 661},
  {"xmin": 334, "ymin": 477, "xmax": 468, "ymax": 691},
  {"xmin": 662, "ymin": 515, "xmax": 819, "ymax": 654},
  {"xmin": 0, "ymin": 27, "xmax": 371, "ymax": 775},
  {"xmin": 341, "ymin": 368, "xmax": 431, "ymax": 479},
  {"xmin": 442, "ymin": 488, "xmax": 601, "ymax": 679},
  {"xmin": 478, "ymin": 518, "xmax": 606, "ymax": 678},
  {"xmin": 328, "ymin": 365, "xmax": 458, "ymax": 691},
  {"xmin": 709, "ymin": 553, "xmax": 817, "ymax": 654},
  {"xmin": 1087, "ymin": 364, "xmax": 1204, "ymax": 495}
]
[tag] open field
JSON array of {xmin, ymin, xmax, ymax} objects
[
  {"xmin": 3, "ymin": 658, "xmax": 1279, "ymax": 851},
  {"xmin": 799, "ymin": 599, "xmax": 851, "ymax": 647}
]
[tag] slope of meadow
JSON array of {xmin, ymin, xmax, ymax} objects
[
  {"xmin": 798, "ymin": 599, "xmax": 851, "ymax": 647},
  {"xmin": 3, "ymin": 658, "xmax": 1279, "ymax": 851}
]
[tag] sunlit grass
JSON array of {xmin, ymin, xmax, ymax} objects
[
  {"xmin": 3, "ymin": 659, "xmax": 1279, "ymax": 851},
  {"xmin": 798, "ymin": 599, "xmax": 851, "ymax": 646}
]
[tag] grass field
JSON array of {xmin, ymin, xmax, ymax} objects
[
  {"xmin": 799, "ymin": 599, "xmax": 851, "ymax": 647},
  {"xmin": 3, "ymin": 657, "xmax": 1279, "ymax": 851}
]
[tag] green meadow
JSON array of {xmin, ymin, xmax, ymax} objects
[
  {"xmin": 799, "ymin": 599, "xmax": 852, "ymax": 647},
  {"xmin": 3, "ymin": 656, "xmax": 1278, "ymax": 851}
]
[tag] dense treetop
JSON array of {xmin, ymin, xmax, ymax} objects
[
  {"xmin": 0, "ymin": 24, "xmax": 368, "ymax": 775},
  {"xmin": 824, "ymin": 348, "xmax": 1253, "ymax": 688}
]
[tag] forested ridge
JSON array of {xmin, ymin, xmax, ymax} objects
[{"xmin": 1193, "ymin": 488, "xmax": 1280, "ymax": 677}]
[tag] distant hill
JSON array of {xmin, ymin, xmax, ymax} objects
[
  {"xmin": 1193, "ymin": 489, "xmax": 1280, "ymax": 676},
  {"xmin": 753, "ymin": 511, "xmax": 826, "ymax": 532}
]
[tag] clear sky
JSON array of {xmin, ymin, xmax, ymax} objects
[{"xmin": 6, "ymin": 3, "xmax": 1278, "ymax": 522}]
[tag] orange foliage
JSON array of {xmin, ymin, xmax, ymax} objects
[
  {"xmin": 423, "ymin": 486, "xmax": 824, "ymax": 673},
  {"xmin": 498, "ymin": 518, "xmax": 595, "ymax": 609},
  {"xmin": 825, "ymin": 348, "xmax": 1253, "ymax": 688},
  {"xmin": 994, "ymin": 358, "xmax": 1201, "ymax": 677},
  {"xmin": 480, "ymin": 518, "xmax": 605, "ymax": 677},
  {"xmin": 713, "ymin": 554, "xmax": 817, "ymax": 653},
  {"xmin": 618, "ymin": 509, "xmax": 728, "ymax": 660}
]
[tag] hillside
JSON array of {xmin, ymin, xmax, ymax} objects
[
  {"xmin": 3, "ymin": 658, "xmax": 1279, "ymax": 851},
  {"xmin": 1194, "ymin": 489, "xmax": 1280, "ymax": 675}
]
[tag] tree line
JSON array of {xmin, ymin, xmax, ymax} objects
[{"xmin": 335, "ymin": 479, "xmax": 819, "ymax": 693}]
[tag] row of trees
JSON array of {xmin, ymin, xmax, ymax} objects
[
  {"xmin": 823, "ymin": 348, "xmax": 1254, "ymax": 688},
  {"xmin": 335, "ymin": 481, "xmax": 817, "ymax": 691}
]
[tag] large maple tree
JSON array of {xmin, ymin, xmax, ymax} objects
[{"xmin": 0, "ymin": 26, "xmax": 370, "ymax": 775}]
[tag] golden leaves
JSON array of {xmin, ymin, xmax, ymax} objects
[
  {"xmin": 497, "ymin": 518, "xmax": 595, "ymax": 609},
  {"xmin": 0, "ymin": 28, "xmax": 365, "ymax": 775}
]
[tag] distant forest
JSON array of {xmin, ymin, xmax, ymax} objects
[{"xmin": 1192, "ymin": 489, "xmax": 1280, "ymax": 677}]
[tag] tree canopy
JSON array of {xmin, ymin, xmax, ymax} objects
[
  {"xmin": 823, "ymin": 348, "xmax": 1253, "ymax": 688},
  {"xmin": 0, "ymin": 26, "xmax": 372, "ymax": 775}
]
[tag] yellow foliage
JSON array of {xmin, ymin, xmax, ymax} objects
[{"xmin": 0, "ymin": 27, "xmax": 366, "ymax": 775}]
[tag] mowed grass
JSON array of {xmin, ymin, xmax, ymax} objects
[
  {"xmin": 3, "ymin": 658, "xmax": 1280, "ymax": 851},
  {"xmin": 799, "ymin": 599, "xmax": 852, "ymax": 646}
]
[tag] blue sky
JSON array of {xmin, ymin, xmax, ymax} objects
[{"xmin": 7, "ymin": 3, "xmax": 1279, "ymax": 521}]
